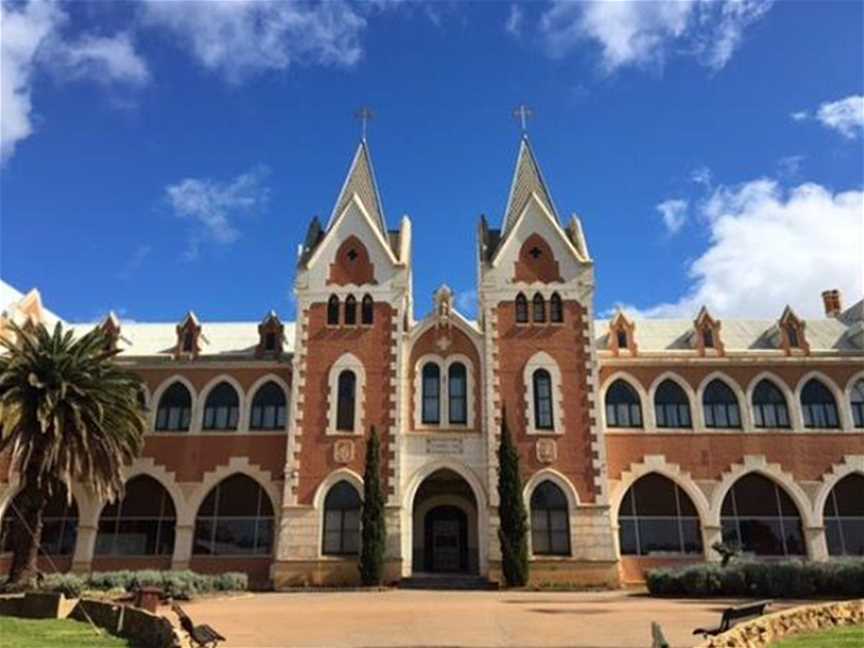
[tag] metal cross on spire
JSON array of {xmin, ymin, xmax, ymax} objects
[
  {"xmin": 354, "ymin": 107, "xmax": 374, "ymax": 141},
  {"xmin": 513, "ymin": 104, "xmax": 533, "ymax": 133}
]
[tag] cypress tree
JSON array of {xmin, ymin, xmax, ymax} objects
[
  {"xmin": 359, "ymin": 426, "xmax": 386, "ymax": 585},
  {"xmin": 497, "ymin": 411, "xmax": 529, "ymax": 587}
]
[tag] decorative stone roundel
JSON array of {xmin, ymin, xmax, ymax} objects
[
  {"xmin": 536, "ymin": 438, "xmax": 557, "ymax": 464},
  {"xmin": 334, "ymin": 439, "xmax": 355, "ymax": 464}
]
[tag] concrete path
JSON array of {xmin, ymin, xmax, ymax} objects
[{"xmin": 171, "ymin": 590, "xmax": 812, "ymax": 648}]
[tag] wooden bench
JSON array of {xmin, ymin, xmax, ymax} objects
[{"xmin": 693, "ymin": 600, "xmax": 772, "ymax": 638}]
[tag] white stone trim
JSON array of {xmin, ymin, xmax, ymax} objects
[
  {"xmin": 150, "ymin": 375, "xmax": 198, "ymax": 434},
  {"xmin": 313, "ymin": 468, "xmax": 364, "ymax": 559},
  {"xmin": 744, "ymin": 371, "xmax": 797, "ymax": 431},
  {"xmin": 326, "ymin": 352, "xmax": 366, "ymax": 436},
  {"xmin": 794, "ymin": 370, "xmax": 851, "ymax": 431},
  {"xmin": 646, "ymin": 371, "xmax": 697, "ymax": 432},
  {"xmin": 599, "ymin": 371, "xmax": 647, "ymax": 431},
  {"xmin": 812, "ymin": 455, "xmax": 864, "ymax": 526},
  {"xmin": 695, "ymin": 371, "xmax": 750, "ymax": 432},
  {"xmin": 844, "ymin": 370, "xmax": 864, "ymax": 429},
  {"xmin": 412, "ymin": 353, "xmax": 476, "ymax": 430},
  {"xmin": 523, "ymin": 468, "xmax": 581, "ymax": 510},
  {"xmin": 523, "ymin": 351, "xmax": 565, "ymax": 435},
  {"xmin": 186, "ymin": 456, "xmax": 281, "ymax": 525},
  {"xmin": 198, "ymin": 373, "xmax": 247, "ymax": 433},
  {"xmin": 246, "ymin": 373, "xmax": 291, "ymax": 432}
]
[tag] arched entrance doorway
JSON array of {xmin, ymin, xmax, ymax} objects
[{"xmin": 412, "ymin": 469, "xmax": 478, "ymax": 575}]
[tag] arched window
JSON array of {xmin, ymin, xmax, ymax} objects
[
  {"xmin": 530, "ymin": 481, "xmax": 570, "ymax": 555},
  {"xmin": 851, "ymin": 380, "xmax": 864, "ymax": 429},
  {"xmin": 193, "ymin": 475, "xmax": 274, "ymax": 555},
  {"xmin": 702, "ymin": 328, "xmax": 715, "ymax": 349},
  {"xmin": 703, "ymin": 379, "xmax": 741, "ymax": 429},
  {"xmin": 618, "ymin": 474, "xmax": 702, "ymax": 556},
  {"xmin": 1, "ymin": 485, "xmax": 78, "ymax": 556},
  {"xmin": 801, "ymin": 379, "xmax": 840, "ymax": 428},
  {"xmin": 422, "ymin": 363, "xmax": 441, "ymax": 425},
  {"xmin": 824, "ymin": 474, "xmax": 864, "ymax": 557},
  {"xmin": 361, "ymin": 294, "xmax": 374, "ymax": 325},
  {"xmin": 202, "ymin": 382, "xmax": 240, "ymax": 431},
  {"xmin": 155, "ymin": 382, "xmax": 192, "ymax": 432},
  {"xmin": 448, "ymin": 363, "xmax": 467, "ymax": 425},
  {"xmin": 515, "ymin": 293, "xmax": 529, "ymax": 323},
  {"xmin": 752, "ymin": 379, "xmax": 790, "ymax": 428},
  {"xmin": 327, "ymin": 295, "xmax": 340, "ymax": 326},
  {"xmin": 785, "ymin": 325, "xmax": 800, "ymax": 348},
  {"xmin": 605, "ymin": 380, "xmax": 643, "ymax": 428},
  {"xmin": 95, "ymin": 476, "xmax": 176, "ymax": 556},
  {"xmin": 616, "ymin": 329, "xmax": 629, "ymax": 349},
  {"xmin": 654, "ymin": 380, "xmax": 691, "ymax": 428},
  {"xmin": 720, "ymin": 474, "xmax": 805, "ymax": 556},
  {"xmin": 323, "ymin": 481, "xmax": 361, "ymax": 555},
  {"xmin": 532, "ymin": 293, "xmax": 546, "ymax": 323},
  {"xmin": 336, "ymin": 371, "xmax": 357, "ymax": 432},
  {"xmin": 533, "ymin": 369, "xmax": 554, "ymax": 430},
  {"xmin": 344, "ymin": 295, "xmax": 357, "ymax": 326},
  {"xmin": 549, "ymin": 293, "xmax": 563, "ymax": 323},
  {"xmin": 249, "ymin": 381, "xmax": 287, "ymax": 430}
]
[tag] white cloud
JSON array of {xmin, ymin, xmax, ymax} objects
[
  {"xmin": 1, "ymin": 0, "xmax": 149, "ymax": 163},
  {"xmin": 539, "ymin": 0, "xmax": 773, "ymax": 73},
  {"xmin": 117, "ymin": 244, "xmax": 152, "ymax": 280},
  {"xmin": 791, "ymin": 95, "xmax": 864, "ymax": 139},
  {"xmin": 640, "ymin": 179, "xmax": 863, "ymax": 318},
  {"xmin": 776, "ymin": 154, "xmax": 804, "ymax": 179},
  {"xmin": 656, "ymin": 199, "xmax": 689, "ymax": 234},
  {"xmin": 165, "ymin": 166, "xmax": 270, "ymax": 260},
  {"xmin": 139, "ymin": 0, "xmax": 366, "ymax": 82},
  {"xmin": 690, "ymin": 165, "xmax": 712, "ymax": 188},
  {"xmin": 505, "ymin": 4, "xmax": 523, "ymax": 38}
]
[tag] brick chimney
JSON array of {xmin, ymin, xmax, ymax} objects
[{"xmin": 821, "ymin": 289, "xmax": 842, "ymax": 317}]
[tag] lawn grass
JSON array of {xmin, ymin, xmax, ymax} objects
[
  {"xmin": 0, "ymin": 616, "xmax": 133, "ymax": 647},
  {"xmin": 772, "ymin": 625, "xmax": 864, "ymax": 647}
]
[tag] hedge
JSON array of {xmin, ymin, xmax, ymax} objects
[
  {"xmin": 2, "ymin": 570, "xmax": 248, "ymax": 600},
  {"xmin": 646, "ymin": 560, "xmax": 864, "ymax": 598}
]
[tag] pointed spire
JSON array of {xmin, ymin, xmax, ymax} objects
[
  {"xmin": 326, "ymin": 140, "xmax": 387, "ymax": 236},
  {"xmin": 502, "ymin": 135, "xmax": 559, "ymax": 233}
]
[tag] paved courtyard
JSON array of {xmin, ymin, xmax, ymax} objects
[{"xmin": 170, "ymin": 590, "xmax": 813, "ymax": 648}]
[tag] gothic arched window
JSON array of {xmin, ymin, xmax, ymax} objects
[
  {"xmin": 515, "ymin": 293, "xmax": 529, "ymax": 323},
  {"xmin": 549, "ymin": 293, "xmax": 563, "ymax": 323},
  {"xmin": 155, "ymin": 382, "xmax": 192, "ymax": 432},
  {"xmin": 193, "ymin": 474, "xmax": 274, "ymax": 555},
  {"xmin": 327, "ymin": 295, "xmax": 340, "ymax": 326},
  {"xmin": 336, "ymin": 371, "xmax": 357, "ymax": 432},
  {"xmin": 344, "ymin": 295, "xmax": 357, "ymax": 326},
  {"xmin": 249, "ymin": 381, "xmax": 287, "ymax": 430},
  {"xmin": 605, "ymin": 380, "xmax": 643, "ymax": 428},
  {"xmin": 851, "ymin": 380, "xmax": 864, "ymax": 429},
  {"xmin": 703, "ymin": 379, "xmax": 741, "ymax": 429},
  {"xmin": 95, "ymin": 476, "xmax": 176, "ymax": 556},
  {"xmin": 752, "ymin": 379, "xmax": 790, "ymax": 428},
  {"xmin": 618, "ymin": 474, "xmax": 702, "ymax": 556},
  {"xmin": 824, "ymin": 474, "xmax": 864, "ymax": 557},
  {"xmin": 801, "ymin": 379, "xmax": 840, "ymax": 428},
  {"xmin": 422, "ymin": 363, "xmax": 441, "ymax": 425},
  {"xmin": 202, "ymin": 382, "xmax": 240, "ymax": 431},
  {"xmin": 323, "ymin": 481, "xmax": 361, "ymax": 555},
  {"xmin": 654, "ymin": 380, "xmax": 691, "ymax": 428},
  {"xmin": 1, "ymin": 485, "xmax": 78, "ymax": 556},
  {"xmin": 532, "ymin": 293, "xmax": 546, "ymax": 323},
  {"xmin": 530, "ymin": 481, "xmax": 570, "ymax": 556},
  {"xmin": 448, "ymin": 362, "xmax": 467, "ymax": 425},
  {"xmin": 533, "ymin": 369, "xmax": 554, "ymax": 430},
  {"xmin": 720, "ymin": 474, "xmax": 804, "ymax": 556},
  {"xmin": 361, "ymin": 294, "xmax": 374, "ymax": 325}
]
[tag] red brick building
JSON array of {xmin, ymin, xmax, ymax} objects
[{"xmin": 1, "ymin": 138, "xmax": 862, "ymax": 587}]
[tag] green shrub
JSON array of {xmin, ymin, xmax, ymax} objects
[
  {"xmin": 645, "ymin": 559, "xmax": 864, "ymax": 598},
  {"xmin": 29, "ymin": 570, "xmax": 247, "ymax": 599},
  {"xmin": 40, "ymin": 573, "xmax": 85, "ymax": 598}
]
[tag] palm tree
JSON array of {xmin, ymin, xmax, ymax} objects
[{"xmin": 0, "ymin": 321, "xmax": 145, "ymax": 585}]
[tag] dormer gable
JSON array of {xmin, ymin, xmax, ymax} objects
[
  {"xmin": 609, "ymin": 310, "xmax": 637, "ymax": 357},
  {"xmin": 257, "ymin": 311, "xmax": 284, "ymax": 358},
  {"xmin": 692, "ymin": 306, "xmax": 724, "ymax": 356},
  {"xmin": 777, "ymin": 306, "xmax": 809, "ymax": 355},
  {"xmin": 99, "ymin": 311, "xmax": 122, "ymax": 352},
  {"xmin": 175, "ymin": 311, "xmax": 203, "ymax": 360}
]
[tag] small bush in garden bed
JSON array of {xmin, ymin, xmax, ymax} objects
[{"xmin": 646, "ymin": 560, "xmax": 864, "ymax": 598}]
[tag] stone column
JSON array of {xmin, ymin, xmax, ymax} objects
[
  {"xmin": 805, "ymin": 526, "xmax": 829, "ymax": 561},
  {"xmin": 702, "ymin": 524, "xmax": 723, "ymax": 562},
  {"xmin": 71, "ymin": 524, "xmax": 97, "ymax": 572},
  {"xmin": 171, "ymin": 524, "xmax": 194, "ymax": 570}
]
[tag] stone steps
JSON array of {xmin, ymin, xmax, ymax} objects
[{"xmin": 399, "ymin": 574, "xmax": 499, "ymax": 590}]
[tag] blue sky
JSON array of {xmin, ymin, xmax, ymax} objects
[{"xmin": 1, "ymin": 0, "xmax": 862, "ymax": 324}]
